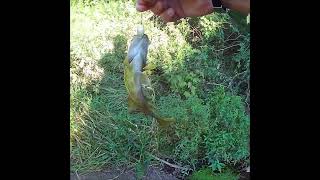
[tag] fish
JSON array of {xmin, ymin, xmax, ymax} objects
[{"xmin": 123, "ymin": 25, "xmax": 175, "ymax": 127}]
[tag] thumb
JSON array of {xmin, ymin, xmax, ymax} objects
[{"xmin": 136, "ymin": 0, "xmax": 156, "ymax": 12}]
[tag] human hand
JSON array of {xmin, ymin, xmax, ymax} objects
[{"xmin": 136, "ymin": 0, "xmax": 214, "ymax": 22}]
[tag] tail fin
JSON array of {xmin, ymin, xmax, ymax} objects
[{"xmin": 156, "ymin": 117, "xmax": 175, "ymax": 128}]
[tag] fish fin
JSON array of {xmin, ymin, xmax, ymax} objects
[
  {"xmin": 128, "ymin": 95, "xmax": 140, "ymax": 113},
  {"xmin": 139, "ymin": 72, "xmax": 151, "ymax": 87},
  {"xmin": 141, "ymin": 83, "xmax": 154, "ymax": 102},
  {"xmin": 139, "ymin": 73, "xmax": 154, "ymax": 102}
]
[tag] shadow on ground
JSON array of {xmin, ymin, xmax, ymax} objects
[{"xmin": 71, "ymin": 34, "xmax": 180, "ymax": 179}]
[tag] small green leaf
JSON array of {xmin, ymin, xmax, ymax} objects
[
  {"xmin": 191, "ymin": 86, "xmax": 196, "ymax": 95},
  {"xmin": 179, "ymin": 81, "xmax": 187, "ymax": 87},
  {"xmin": 184, "ymin": 91, "xmax": 191, "ymax": 98}
]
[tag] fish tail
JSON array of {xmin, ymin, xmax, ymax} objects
[
  {"xmin": 156, "ymin": 117, "xmax": 175, "ymax": 128},
  {"xmin": 149, "ymin": 111, "xmax": 175, "ymax": 127}
]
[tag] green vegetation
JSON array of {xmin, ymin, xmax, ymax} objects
[
  {"xmin": 188, "ymin": 167, "xmax": 239, "ymax": 180},
  {"xmin": 70, "ymin": 0, "xmax": 250, "ymax": 177}
]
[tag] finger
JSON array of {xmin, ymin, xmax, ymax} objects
[
  {"xmin": 150, "ymin": 1, "xmax": 166, "ymax": 15},
  {"xmin": 159, "ymin": 8, "xmax": 180, "ymax": 22},
  {"xmin": 182, "ymin": 0, "xmax": 214, "ymax": 17},
  {"xmin": 198, "ymin": 1, "xmax": 214, "ymax": 16},
  {"xmin": 136, "ymin": 0, "xmax": 156, "ymax": 12}
]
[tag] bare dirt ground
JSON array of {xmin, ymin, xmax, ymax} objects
[{"xmin": 70, "ymin": 166, "xmax": 179, "ymax": 180}]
